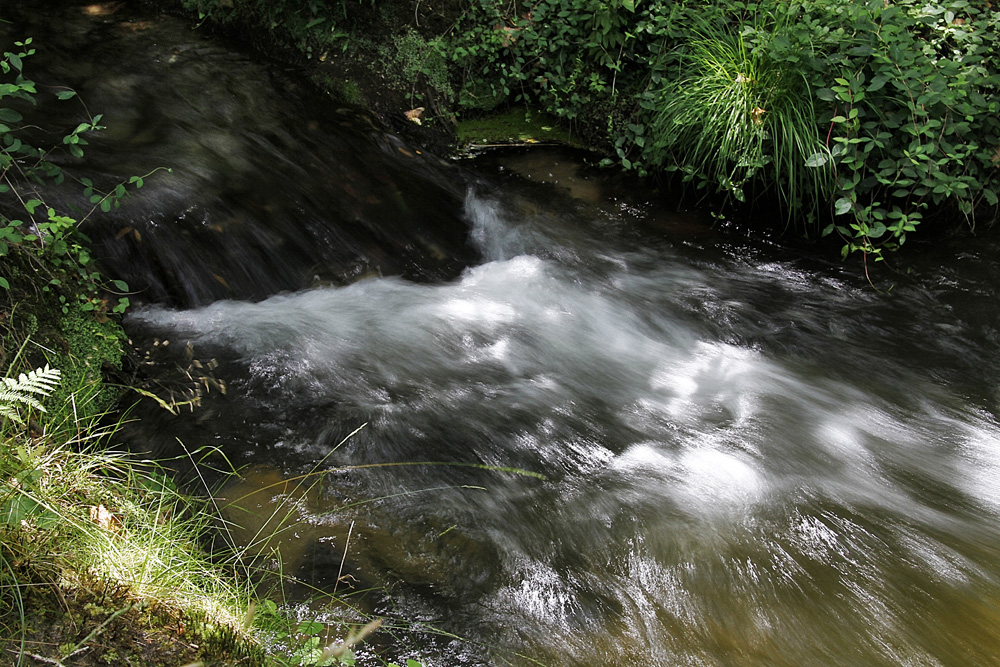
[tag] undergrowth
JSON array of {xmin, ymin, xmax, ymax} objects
[
  {"xmin": 0, "ymin": 351, "xmax": 434, "ymax": 666},
  {"xmin": 0, "ymin": 355, "xmax": 264, "ymax": 665}
]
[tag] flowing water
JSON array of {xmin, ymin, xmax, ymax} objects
[{"xmin": 6, "ymin": 3, "xmax": 1000, "ymax": 666}]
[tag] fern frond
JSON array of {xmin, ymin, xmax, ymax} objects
[
  {"xmin": 0, "ymin": 401, "xmax": 27, "ymax": 425},
  {"xmin": 3, "ymin": 365, "xmax": 62, "ymax": 396},
  {"xmin": 0, "ymin": 365, "xmax": 61, "ymax": 425}
]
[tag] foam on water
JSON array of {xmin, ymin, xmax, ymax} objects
[{"xmin": 128, "ymin": 189, "xmax": 1000, "ymax": 666}]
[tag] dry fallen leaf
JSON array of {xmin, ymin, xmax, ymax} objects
[
  {"xmin": 90, "ymin": 504, "xmax": 122, "ymax": 533},
  {"xmin": 404, "ymin": 107, "xmax": 425, "ymax": 125}
]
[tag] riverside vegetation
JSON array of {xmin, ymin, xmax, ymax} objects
[
  {"xmin": 181, "ymin": 0, "xmax": 1000, "ymax": 262},
  {"xmin": 0, "ymin": 34, "xmax": 422, "ymax": 667}
]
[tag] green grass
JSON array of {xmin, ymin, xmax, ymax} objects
[
  {"xmin": 649, "ymin": 7, "xmax": 834, "ymax": 228},
  {"xmin": 0, "ymin": 360, "xmax": 265, "ymax": 665},
  {"xmin": 0, "ymin": 356, "xmax": 429, "ymax": 666}
]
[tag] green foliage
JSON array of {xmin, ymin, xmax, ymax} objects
[
  {"xmin": 445, "ymin": 0, "xmax": 1000, "ymax": 258},
  {"xmin": 254, "ymin": 599, "xmax": 364, "ymax": 666},
  {"xmin": 644, "ymin": 7, "xmax": 833, "ymax": 222},
  {"xmin": 0, "ymin": 38, "xmax": 168, "ymax": 315},
  {"xmin": 0, "ymin": 364, "xmax": 60, "ymax": 426},
  {"xmin": 802, "ymin": 0, "xmax": 1000, "ymax": 258},
  {"xmin": 182, "ymin": 0, "xmax": 356, "ymax": 57},
  {"xmin": 445, "ymin": 0, "xmax": 647, "ymax": 115},
  {"xmin": 388, "ymin": 28, "xmax": 454, "ymax": 111}
]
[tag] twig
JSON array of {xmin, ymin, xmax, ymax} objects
[
  {"xmin": 333, "ymin": 520, "xmax": 355, "ymax": 597},
  {"xmin": 16, "ymin": 646, "xmax": 90, "ymax": 666}
]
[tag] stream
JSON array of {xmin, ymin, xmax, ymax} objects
[{"xmin": 5, "ymin": 3, "xmax": 1000, "ymax": 666}]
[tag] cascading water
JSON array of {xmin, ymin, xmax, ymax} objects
[
  {"xmin": 125, "ymin": 179, "xmax": 1000, "ymax": 665},
  {"xmin": 7, "ymin": 3, "xmax": 1000, "ymax": 666}
]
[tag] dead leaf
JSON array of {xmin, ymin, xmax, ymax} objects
[
  {"xmin": 90, "ymin": 504, "xmax": 121, "ymax": 532},
  {"xmin": 404, "ymin": 107, "xmax": 424, "ymax": 125}
]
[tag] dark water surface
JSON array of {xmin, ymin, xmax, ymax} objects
[{"xmin": 6, "ymin": 3, "xmax": 1000, "ymax": 666}]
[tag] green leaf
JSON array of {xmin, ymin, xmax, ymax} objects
[
  {"xmin": 297, "ymin": 621, "xmax": 325, "ymax": 635},
  {"xmin": 804, "ymin": 152, "xmax": 829, "ymax": 168},
  {"xmin": 112, "ymin": 279, "xmax": 129, "ymax": 292},
  {"xmin": 24, "ymin": 199, "xmax": 42, "ymax": 215},
  {"xmin": 0, "ymin": 107, "xmax": 23, "ymax": 123},
  {"xmin": 834, "ymin": 198, "xmax": 853, "ymax": 215},
  {"xmin": 55, "ymin": 90, "xmax": 76, "ymax": 100},
  {"xmin": 0, "ymin": 277, "xmax": 9, "ymax": 289},
  {"xmin": 868, "ymin": 74, "xmax": 889, "ymax": 92}
]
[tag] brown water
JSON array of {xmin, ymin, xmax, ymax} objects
[{"xmin": 6, "ymin": 3, "xmax": 1000, "ymax": 666}]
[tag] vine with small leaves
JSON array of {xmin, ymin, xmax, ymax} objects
[{"xmin": 1, "ymin": 37, "xmax": 170, "ymax": 315}]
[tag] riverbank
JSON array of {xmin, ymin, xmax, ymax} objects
[
  {"xmin": 0, "ymin": 359, "xmax": 265, "ymax": 666},
  {"xmin": 168, "ymin": 0, "xmax": 999, "ymax": 259},
  {"xmin": 0, "ymin": 3, "xmax": 386, "ymax": 663}
]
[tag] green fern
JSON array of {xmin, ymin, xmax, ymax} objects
[{"xmin": 0, "ymin": 365, "xmax": 62, "ymax": 425}]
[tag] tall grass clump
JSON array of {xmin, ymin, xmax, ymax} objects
[{"xmin": 647, "ymin": 6, "xmax": 833, "ymax": 227}]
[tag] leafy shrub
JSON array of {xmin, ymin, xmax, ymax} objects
[
  {"xmin": 0, "ymin": 39, "xmax": 153, "ymax": 314},
  {"xmin": 181, "ymin": 0, "xmax": 355, "ymax": 56},
  {"xmin": 644, "ymin": 6, "xmax": 834, "ymax": 226},
  {"xmin": 385, "ymin": 28, "xmax": 455, "ymax": 111},
  {"xmin": 802, "ymin": 0, "xmax": 1000, "ymax": 256},
  {"xmin": 445, "ymin": 0, "xmax": 1000, "ymax": 256}
]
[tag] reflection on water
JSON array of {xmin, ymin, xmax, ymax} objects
[{"xmin": 130, "ymin": 186, "xmax": 1000, "ymax": 666}]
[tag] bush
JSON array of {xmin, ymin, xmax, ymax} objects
[
  {"xmin": 444, "ymin": 0, "xmax": 1000, "ymax": 256},
  {"xmin": 644, "ymin": 6, "xmax": 834, "ymax": 227}
]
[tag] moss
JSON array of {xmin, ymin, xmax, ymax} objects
[
  {"xmin": 309, "ymin": 71, "xmax": 365, "ymax": 106},
  {"xmin": 2, "ymin": 249, "xmax": 128, "ymax": 422},
  {"xmin": 455, "ymin": 107, "xmax": 576, "ymax": 148},
  {"xmin": 50, "ymin": 308, "xmax": 126, "ymax": 416},
  {"xmin": 3, "ymin": 571, "xmax": 264, "ymax": 667}
]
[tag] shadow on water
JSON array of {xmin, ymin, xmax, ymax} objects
[
  {"xmin": 8, "ymin": 3, "xmax": 1000, "ymax": 666},
  {"xmin": 2, "ymin": 0, "xmax": 477, "ymax": 307}
]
